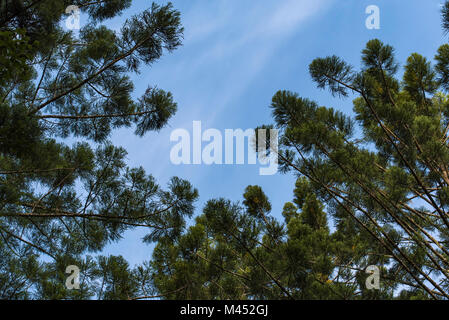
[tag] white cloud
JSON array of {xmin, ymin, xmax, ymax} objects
[
  {"xmin": 262, "ymin": 0, "xmax": 328, "ymax": 36},
  {"xmin": 134, "ymin": 0, "xmax": 334, "ymax": 182},
  {"xmin": 182, "ymin": 0, "xmax": 333, "ymax": 121}
]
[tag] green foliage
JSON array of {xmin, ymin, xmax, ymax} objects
[
  {"xmin": 0, "ymin": 29, "xmax": 33, "ymax": 86},
  {"xmin": 149, "ymin": 182, "xmax": 377, "ymax": 300},
  {"xmin": 4, "ymin": 0, "xmax": 449, "ymax": 301},
  {"xmin": 145, "ymin": 3, "xmax": 449, "ymax": 300},
  {"xmin": 0, "ymin": 0, "xmax": 198, "ymax": 299},
  {"xmin": 249, "ymin": 3, "xmax": 449, "ymax": 300}
]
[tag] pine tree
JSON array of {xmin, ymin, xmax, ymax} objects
[
  {"xmin": 0, "ymin": 0, "xmax": 199, "ymax": 299},
  {"xmin": 255, "ymin": 1, "xmax": 449, "ymax": 300},
  {"xmin": 149, "ymin": 184, "xmax": 360, "ymax": 299},
  {"xmin": 4, "ymin": 0, "xmax": 449, "ymax": 301}
]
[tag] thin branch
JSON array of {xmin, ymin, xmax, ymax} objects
[{"xmin": 130, "ymin": 286, "xmax": 187, "ymax": 300}]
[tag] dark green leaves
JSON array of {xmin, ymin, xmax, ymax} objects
[
  {"xmin": 442, "ymin": 1, "xmax": 449, "ymax": 35},
  {"xmin": 403, "ymin": 53, "xmax": 437, "ymax": 103},
  {"xmin": 82, "ymin": 0, "xmax": 132, "ymax": 22},
  {"xmin": 263, "ymin": 6, "xmax": 449, "ymax": 300},
  {"xmin": 271, "ymin": 90, "xmax": 318, "ymax": 127},
  {"xmin": 135, "ymin": 87, "xmax": 177, "ymax": 136},
  {"xmin": 0, "ymin": 1, "xmax": 190, "ymax": 299},
  {"xmin": 435, "ymin": 44, "xmax": 449, "ymax": 91},
  {"xmin": 362, "ymin": 39, "xmax": 398, "ymax": 76},
  {"xmin": 243, "ymin": 185, "xmax": 272, "ymax": 220},
  {"xmin": 309, "ymin": 56, "xmax": 355, "ymax": 97},
  {"xmin": 0, "ymin": 29, "xmax": 33, "ymax": 87},
  {"xmin": 121, "ymin": 3, "xmax": 184, "ymax": 72}
]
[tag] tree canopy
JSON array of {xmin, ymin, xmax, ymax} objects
[
  {"xmin": 148, "ymin": 1, "xmax": 449, "ymax": 300},
  {"xmin": 2, "ymin": 0, "xmax": 449, "ymax": 300},
  {"xmin": 0, "ymin": 0, "xmax": 198, "ymax": 299}
]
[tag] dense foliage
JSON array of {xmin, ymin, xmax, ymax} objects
[
  {"xmin": 150, "ymin": 2, "xmax": 449, "ymax": 300},
  {"xmin": 0, "ymin": 0, "xmax": 198, "ymax": 299},
  {"xmin": 2, "ymin": 0, "xmax": 449, "ymax": 300}
]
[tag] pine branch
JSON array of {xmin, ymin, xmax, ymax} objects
[
  {"xmin": 130, "ymin": 286, "xmax": 187, "ymax": 300},
  {"xmin": 28, "ymin": 32, "xmax": 156, "ymax": 116},
  {"xmin": 37, "ymin": 110, "xmax": 156, "ymax": 120}
]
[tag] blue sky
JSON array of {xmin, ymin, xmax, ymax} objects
[{"xmin": 96, "ymin": 0, "xmax": 446, "ymax": 266}]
